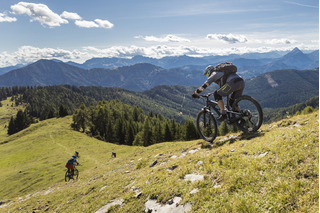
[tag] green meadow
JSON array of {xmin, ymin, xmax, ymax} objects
[{"xmin": 0, "ymin": 98, "xmax": 318, "ymax": 212}]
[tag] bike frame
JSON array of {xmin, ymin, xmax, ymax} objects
[{"xmin": 200, "ymin": 93, "xmax": 242, "ymax": 124}]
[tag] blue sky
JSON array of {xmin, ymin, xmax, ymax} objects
[{"xmin": 0, "ymin": 0, "xmax": 318, "ymax": 67}]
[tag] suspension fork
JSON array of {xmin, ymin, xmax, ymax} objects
[{"xmin": 201, "ymin": 106, "xmax": 211, "ymax": 127}]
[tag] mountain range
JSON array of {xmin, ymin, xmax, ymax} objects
[
  {"xmin": 67, "ymin": 47, "xmax": 318, "ymax": 71},
  {"xmin": 0, "ymin": 47, "xmax": 318, "ymax": 92}
]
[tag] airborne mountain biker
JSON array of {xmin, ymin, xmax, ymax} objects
[{"xmin": 192, "ymin": 62, "xmax": 245, "ymax": 122}]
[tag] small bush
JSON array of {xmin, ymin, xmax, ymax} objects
[
  {"xmin": 136, "ymin": 159, "xmax": 147, "ymax": 169},
  {"xmin": 301, "ymin": 106, "xmax": 314, "ymax": 115}
]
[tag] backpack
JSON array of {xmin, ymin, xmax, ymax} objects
[
  {"xmin": 67, "ymin": 157, "xmax": 75, "ymax": 165},
  {"xmin": 215, "ymin": 62, "xmax": 237, "ymax": 84}
]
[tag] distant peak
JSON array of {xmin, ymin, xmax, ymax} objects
[
  {"xmin": 292, "ymin": 47, "xmax": 301, "ymax": 52},
  {"xmin": 283, "ymin": 47, "xmax": 304, "ymax": 58},
  {"xmin": 34, "ymin": 59, "xmax": 57, "ymax": 64}
]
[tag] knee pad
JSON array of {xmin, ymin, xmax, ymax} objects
[{"xmin": 214, "ymin": 91, "xmax": 222, "ymax": 101}]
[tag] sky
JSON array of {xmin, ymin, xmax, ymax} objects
[{"xmin": 0, "ymin": 0, "xmax": 318, "ymax": 67}]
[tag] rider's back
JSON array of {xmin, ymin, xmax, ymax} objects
[{"xmin": 66, "ymin": 157, "xmax": 76, "ymax": 165}]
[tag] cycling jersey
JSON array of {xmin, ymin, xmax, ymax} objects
[
  {"xmin": 66, "ymin": 157, "xmax": 78, "ymax": 165},
  {"xmin": 205, "ymin": 72, "xmax": 241, "ymax": 87}
]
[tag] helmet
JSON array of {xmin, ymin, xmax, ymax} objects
[
  {"xmin": 75, "ymin": 151, "xmax": 80, "ymax": 158},
  {"xmin": 203, "ymin": 65, "xmax": 215, "ymax": 78}
]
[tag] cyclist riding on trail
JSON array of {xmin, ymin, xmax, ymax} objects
[
  {"xmin": 65, "ymin": 151, "xmax": 80, "ymax": 179},
  {"xmin": 192, "ymin": 62, "xmax": 245, "ymax": 122}
]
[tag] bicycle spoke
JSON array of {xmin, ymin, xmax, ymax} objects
[
  {"xmin": 196, "ymin": 110, "xmax": 218, "ymax": 142},
  {"xmin": 232, "ymin": 96, "xmax": 263, "ymax": 132}
]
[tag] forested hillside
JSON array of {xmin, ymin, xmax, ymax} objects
[
  {"xmin": 71, "ymin": 100, "xmax": 199, "ymax": 146},
  {"xmin": 246, "ymin": 69, "xmax": 319, "ymax": 108}
]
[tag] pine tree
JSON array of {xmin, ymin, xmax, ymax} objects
[
  {"xmin": 170, "ymin": 119, "xmax": 177, "ymax": 140},
  {"xmin": 164, "ymin": 122, "xmax": 173, "ymax": 142},
  {"xmin": 7, "ymin": 110, "xmax": 31, "ymax": 135},
  {"xmin": 133, "ymin": 132, "xmax": 143, "ymax": 146},
  {"xmin": 142, "ymin": 117, "xmax": 152, "ymax": 146},
  {"xmin": 59, "ymin": 104, "xmax": 69, "ymax": 117},
  {"xmin": 15, "ymin": 110, "xmax": 31, "ymax": 132},
  {"xmin": 47, "ymin": 109, "xmax": 55, "ymax": 119},
  {"xmin": 72, "ymin": 103, "xmax": 87, "ymax": 132},
  {"xmin": 154, "ymin": 122, "xmax": 163, "ymax": 143},
  {"xmin": 125, "ymin": 122, "xmax": 135, "ymax": 146},
  {"xmin": 7, "ymin": 117, "xmax": 15, "ymax": 135},
  {"xmin": 219, "ymin": 121, "xmax": 229, "ymax": 136},
  {"xmin": 184, "ymin": 119, "xmax": 198, "ymax": 141},
  {"xmin": 105, "ymin": 121, "xmax": 113, "ymax": 142},
  {"xmin": 114, "ymin": 118, "xmax": 125, "ymax": 144}
]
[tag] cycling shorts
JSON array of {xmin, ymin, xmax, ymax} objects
[
  {"xmin": 216, "ymin": 77, "xmax": 245, "ymax": 100},
  {"xmin": 65, "ymin": 164, "xmax": 74, "ymax": 170}
]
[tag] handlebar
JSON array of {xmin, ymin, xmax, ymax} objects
[{"xmin": 199, "ymin": 93, "xmax": 214, "ymax": 98}]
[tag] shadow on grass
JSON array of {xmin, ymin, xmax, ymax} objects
[{"xmin": 200, "ymin": 130, "xmax": 265, "ymax": 149}]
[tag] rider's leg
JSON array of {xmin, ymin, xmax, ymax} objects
[
  {"xmin": 66, "ymin": 164, "xmax": 72, "ymax": 175},
  {"xmin": 222, "ymin": 78, "xmax": 244, "ymax": 111},
  {"xmin": 230, "ymin": 97, "xmax": 240, "ymax": 111},
  {"xmin": 217, "ymin": 99, "xmax": 225, "ymax": 111},
  {"xmin": 70, "ymin": 164, "xmax": 75, "ymax": 176},
  {"xmin": 214, "ymin": 91, "xmax": 227, "ymax": 121}
]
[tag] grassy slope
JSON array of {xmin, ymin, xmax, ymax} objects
[{"xmin": 0, "ymin": 99, "xmax": 318, "ymax": 212}]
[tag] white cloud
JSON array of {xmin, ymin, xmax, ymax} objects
[
  {"xmin": 0, "ymin": 42, "xmax": 317, "ymax": 68},
  {"xmin": 75, "ymin": 20, "xmax": 99, "ymax": 28},
  {"xmin": 75, "ymin": 19, "xmax": 114, "ymax": 29},
  {"xmin": 11, "ymin": 2, "xmax": 68, "ymax": 27},
  {"xmin": 60, "ymin": 11, "xmax": 81, "ymax": 20},
  {"xmin": 136, "ymin": 34, "xmax": 191, "ymax": 43},
  {"xmin": 207, "ymin": 33, "xmax": 248, "ymax": 44},
  {"xmin": 264, "ymin": 38, "xmax": 297, "ymax": 45},
  {"xmin": 94, "ymin": 19, "xmax": 114, "ymax": 29},
  {"xmin": 0, "ymin": 46, "xmax": 83, "ymax": 67},
  {"xmin": 8, "ymin": 2, "xmax": 114, "ymax": 29},
  {"xmin": 0, "ymin": 12, "xmax": 17, "ymax": 22}
]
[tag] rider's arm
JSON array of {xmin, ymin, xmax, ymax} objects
[
  {"xmin": 194, "ymin": 72, "xmax": 223, "ymax": 95},
  {"xmin": 206, "ymin": 72, "xmax": 224, "ymax": 85},
  {"xmin": 194, "ymin": 82, "xmax": 209, "ymax": 95}
]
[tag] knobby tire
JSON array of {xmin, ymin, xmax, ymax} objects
[
  {"xmin": 232, "ymin": 95, "xmax": 263, "ymax": 132},
  {"xmin": 196, "ymin": 109, "xmax": 218, "ymax": 142}
]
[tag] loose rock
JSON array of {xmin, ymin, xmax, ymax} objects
[
  {"xmin": 95, "ymin": 199, "xmax": 124, "ymax": 213},
  {"xmin": 184, "ymin": 174, "xmax": 204, "ymax": 182},
  {"xmin": 149, "ymin": 160, "xmax": 158, "ymax": 167},
  {"xmin": 258, "ymin": 151, "xmax": 269, "ymax": 158},
  {"xmin": 145, "ymin": 197, "xmax": 191, "ymax": 213}
]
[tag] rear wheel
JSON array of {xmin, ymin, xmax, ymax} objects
[
  {"xmin": 196, "ymin": 109, "xmax": 218, "ymax": 142},
  {"xmin": 232, "ymin": 95, "xmax": 263, "ymax": 132}
]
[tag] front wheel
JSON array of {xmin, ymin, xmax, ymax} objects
[
  {"xmin": 232, "ymin": 95, "xmax": 263, "ymax": 132},
  {"xmin": 196, "ymin": 109, "xmax": 218, "ymax": 142},
  {"xmin": 65, "ymin": 170, "xmax": 71, "ymax": 182},
  {"xmin": 73, "ymin": 168, "xmax": 79, "ymax": 180}
]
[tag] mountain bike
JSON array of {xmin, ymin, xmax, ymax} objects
[
  {"xmin": 65, "ymin": 165, "xmax": 80, "ymax": 182},
  {"xmin": 196, "ymin": 93, "xmax": 263, "ymax": 142}
]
